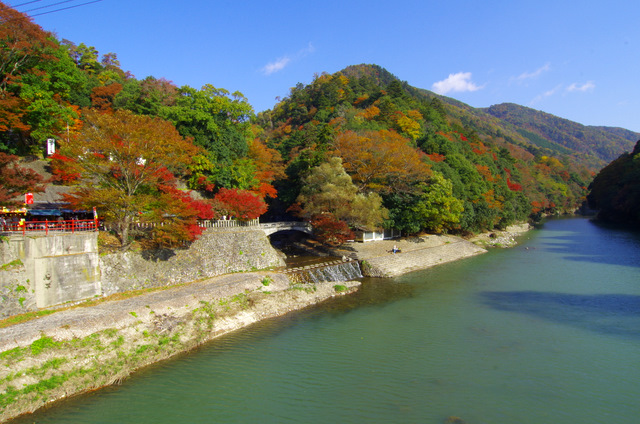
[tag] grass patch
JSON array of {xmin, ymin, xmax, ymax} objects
[
  {"xmin": 0, "ymin": 259, "xmax": 23, "ymax": 271},
  {"xmin": 135, "ymin": 344, "xmax": 152, "ymax": 355},
  {"xmin": 231, "ymin": 293, "xmax": 249, "ymax": 309},
  {"xmin": 30, "ymin": 336, "xmax": 60, "ymax": 356},
  {"xmin": 333, "ymin": 284, "xmax": 348, "ymax": 293},
  {"xmin": 0, "ymin": 346, "xmax": 26, "ymax": 362},
  {"xmin": 0, "ymin": 357, "xmax": 70, "ymax": 384},
  {"xmin": 111, "ymin": 335, "xmax": 125, "ymax": 348},
  {"xmin": 261, "ymin": 277, "xmax": 271, "ymax": 286},
  {"xmin": 289, "ymin": 283, "xmax": 317, "ymax": 294}
]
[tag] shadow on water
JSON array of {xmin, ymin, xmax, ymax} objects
[
  {"xmin": 480, "ymin": 291, "xmax": 640, "ymax": 338},
  {"xmin": 314, "ymin": 277, "xmax": 417, "ymax": 315},
  {"xmin": 539, "ymin": 218, "xmax": 640, "ymax": 268}
]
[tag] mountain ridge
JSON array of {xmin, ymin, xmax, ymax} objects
[{"xmin": 338, "ymin": 64, "xmax": 637, "ymax": 167}]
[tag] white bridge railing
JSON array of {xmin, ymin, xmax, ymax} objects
[
  {"xmin": 198, "ymin": 218, "xmax": 260, "ymax": 228},
  {"xmin": 197, "ymin": 219, "xmax": 312, "ymax": 235},
  {"xmin": 89, "ymin": 219, "xmax": 311, "ymax": 235}
]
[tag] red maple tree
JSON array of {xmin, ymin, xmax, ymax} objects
[
  {"xmin": 213, "ymin": 188, "xmax": 267, "ymax": 220},
  {"xmin": 310, "ymin": 213, "xmax": 354, "ymax": 246},
  {"xmin": 0, "ymin": 153, "xmax": 44, "ymax": 206}
]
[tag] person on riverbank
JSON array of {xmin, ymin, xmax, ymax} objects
[{"xmin": 392, "ymin": 245, "xmax": 398, "ymax": 254}]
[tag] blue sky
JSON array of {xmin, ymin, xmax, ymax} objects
[{"xmin": 16, "ymin": 0, "xmax": 640, "ymax": 132}]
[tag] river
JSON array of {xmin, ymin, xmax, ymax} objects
[{"xmin": 12, "ymin": 217, "xmax": 640, "ymax": 424}]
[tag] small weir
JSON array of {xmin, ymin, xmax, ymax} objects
[{"xmin": 282, "ymin": 260, "xmax": 363, "ymax": 284}]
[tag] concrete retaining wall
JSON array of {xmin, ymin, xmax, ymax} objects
[
  {"xmin": 0, "ymin": 233, "xmax": 100, "ymax": 316},
  {"xmin": 1, "ymin": 228, "xmax": 285, "ymax": 317}
]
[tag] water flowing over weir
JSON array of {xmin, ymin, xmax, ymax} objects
[{"xmin": 282, "ymin": 260, "xmax": 363, "ymax": 284}]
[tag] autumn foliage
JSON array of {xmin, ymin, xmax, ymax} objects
[
  {"xmin": 213, "ymin": 188, "xmax": 268, "ymax": 220},
  {"xmin": 56, "ymin": 109, "xmax": 202, "ymax": 248},
  {"xmin": 310, "ymin": 213, "xmax": 354, "ymax": 246},
  {"xmin": 0, "ymin": 153, "xmax": 44, "ymax": 206},
  {"xmin": 0, "ymin": 7, "xmax": 609, "ymax": 245},
  {"xmin": 332, "ymin": 129, "xmax": 431, "ymax": 193}
]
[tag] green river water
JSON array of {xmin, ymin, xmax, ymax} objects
[{"xmin": 13, "ymin": 217, "xmax": 640, "ymax": 423}]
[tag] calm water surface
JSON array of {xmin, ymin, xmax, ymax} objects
[{"xmin": 14, "ymin": 217, "xmax": 640, "ymax": 423}]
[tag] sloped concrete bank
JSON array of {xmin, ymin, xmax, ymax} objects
[
  {"xmin": 362, "ymin": 240, "xmax": 487, "ymax": 277},
  {"xmin": 100, "ymin": 227, "xmax": 286, "ymax": 295},
  {"xmin": 0, "ymin": 271, "xmax": 359, "ymax": 423},
  {"xmin": 346, "ymin": 224, "xmax": 532, "ymax": 277},
  {"xmin": 0, "ymin": 227, "xmax": 286, "ymax": 318},
  {"xmin": 346, "ymin": 234, "xmax": 487, "ymax": 277}
]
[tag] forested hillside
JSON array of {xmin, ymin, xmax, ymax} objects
[
  {"xmin": 588, "ymin": 141, "xmax": 640, "ymax": 225},
  {"xmin": 1, "ymin": 3, "xmax": 636, "ymax": 246},
  {"xmin": 255, "ymin": 64, "xmax": 598, "ymax": 239}
]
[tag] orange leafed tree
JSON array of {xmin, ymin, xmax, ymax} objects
[
  {"xmin": 247, "ymin": 137, "xmax": 285, "ymax": 199},
  {"xmin": 331, "ymin": 129, "xmax": 431, "ymax": 193},
  {"xmin": 0, "ymin": 2, "xmax": 55, "ymax": 133},
  {"xmin": 91, "ymin": 83, "xmax": 123, "ymax": 111},
  {"xmin": 55, "ymin": 109, "xmax": 201, "ymax": 248}
]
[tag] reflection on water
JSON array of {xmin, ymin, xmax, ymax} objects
[
  {"xmin": 481, "ymin": 291, "xmax": 640, "ymax": 338},
  {"xmin": 540, "ymin": 217, "xmax": 640, "ymax": 267}
]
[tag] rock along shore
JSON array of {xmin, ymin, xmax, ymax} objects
[{"xmin": 0, "ymin": 223, "xmax": 531, "ymax": 422}]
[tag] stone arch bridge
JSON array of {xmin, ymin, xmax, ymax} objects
[{"xmin": 200, "ymin": 219, "xmax": 312, "ymax": 236}]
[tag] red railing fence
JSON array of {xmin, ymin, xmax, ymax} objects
[{"xmin": 1, "ymin": 219, "xmax": 98, "ymax": 235}]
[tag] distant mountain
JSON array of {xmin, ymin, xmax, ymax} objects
[
  {"xmin": 340, "ymin": 66, "xmax": 639, "ymax": 170},
  {"xmin": 483, "ymin": 103, "xmax": 638, "ymax": 164}
]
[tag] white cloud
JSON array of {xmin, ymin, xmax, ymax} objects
[
  {"xmin": 431, "ymin": 72, "xmax": 482, "ymax": 95},
  {"xmin": 262, "ymin": 57, "xmax": 291, "ymax": 75},
  {"xmin": 566, "ymin": 81, "xmax": 595, "ymax": 92},
  {"xmin": 261, "ymin": 43, "xmax": 315, "ymax": 76},
  {"xmin": 530, "ymin": 84, "xmax": 562, "ymax": 104},
  {"xmin": 514, "ymin": 63, "xmax": 551, "ymax": 82},
  {"xmin": 299, "ymin": 42, "xmax": 315, "ymax": 56}
]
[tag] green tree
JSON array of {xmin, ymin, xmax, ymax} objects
[
  {"xmin": 159, "ymin": 85, "xmax": 253, "ymax": 166},
  {"xmin": 114, "ymin": 76, "xmax": 178, "ymax": 116},
  {"xmin": 296, "ymin": 157, "xmax": 387, "ymax": 232},
  {"xmin": 386, "ymin": 172, "xmax": 463, "ymax": 234},
  {"xmin": 588, "ymin": 140, "xmax": 640, "ymax": 225}
]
